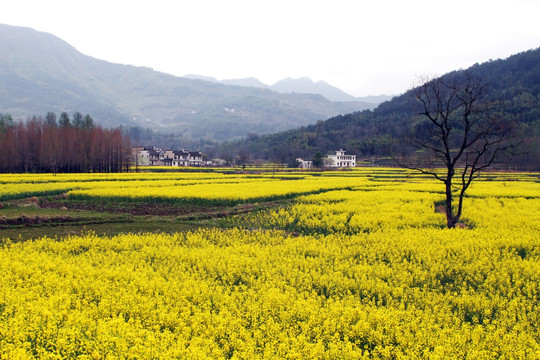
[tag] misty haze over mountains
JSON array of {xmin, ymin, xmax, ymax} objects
[
  {"xmin": 183, "ymin": 74, "xmax": 394, "ymax": 103},
  {"xmin": 0, "ymin": 24, "xmax": 391, "ymax": 141}
]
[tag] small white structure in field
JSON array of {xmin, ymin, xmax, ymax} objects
[
  {"xmin": 326, "ymin": 149, "xmax": 356, "ymax": 168},
  {"xmin": 296, "ymin": 158, "xmax": 313, "ymax": 169}
]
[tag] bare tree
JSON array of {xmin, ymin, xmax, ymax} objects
[{"xmin": 397, "ymin": 72, "xmax": 517, "ymax": 228}]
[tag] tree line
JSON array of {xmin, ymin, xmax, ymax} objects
[{"xmin": 0, "ymin": 112, "xmax": 131, "ymax": 173}]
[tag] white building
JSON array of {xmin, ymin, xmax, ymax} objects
[
  {"xmin": 326, "ymin": 149, "xmax": 356, "ymax": 168},
  {"xmin": 136, "ymin": 150, "xmax": 150, "ymax": 166},
  {"xmin": 296, "ymin": 158, "xmax": 313, "ymax": 169}
]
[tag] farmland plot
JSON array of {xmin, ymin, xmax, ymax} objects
[{"xmin": 0, "ymin": 169, "xmax": 539, "ymax": 358}]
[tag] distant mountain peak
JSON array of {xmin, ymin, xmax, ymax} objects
[
  {"xmin": 180, "ymin": 74, "xmax": 393, "ymax": 104},
  {"xmin": 182, "ymin": 74, "xmax": 218, "ymax": 83},
  {"xmin": 270, "ymin": 77, "xmax": 357, "ymax": 102},
  {"xmin": 219, "ymin": 77, "xmax": 269, "ymax": 89},
  {"xmin": 182, "ymin": 75, "xmax": 269, "ymax": 90}
]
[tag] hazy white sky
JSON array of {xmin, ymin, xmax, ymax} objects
[{"xmin": 1, "ymin": 0, "xmax": 539, "ymax": 96}]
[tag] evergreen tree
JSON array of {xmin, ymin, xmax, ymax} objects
[
  {"xmin": 59, "ymin": 112, "xmax": 71, "ymax": 127},
  {"xmin": 72, "ymin": 112, "xmax": 83, "ymax": 128},
  {"xmin": 45, "ymin": 112, "xmax": 57, "ymax": 127},
  {"xmin": 312, "ymin": 151, "xmax": 324, "ymax": 168}
]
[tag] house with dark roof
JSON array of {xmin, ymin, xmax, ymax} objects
[{"xmin": 189, "ymin": 152, "xmax": 204, "ymax": 166}]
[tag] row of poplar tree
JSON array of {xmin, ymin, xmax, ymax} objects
[{"xmin": 0, "ymin": 112, "xmax": 132, "ymax": 173}]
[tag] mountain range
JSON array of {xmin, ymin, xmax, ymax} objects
[
  {"xmin": 183, "ymin": 74, "xmax": 393, "ymax": 103},
  {"xmin": 0, "ymin": 24, "xmax": 388, "ymax": 141}
]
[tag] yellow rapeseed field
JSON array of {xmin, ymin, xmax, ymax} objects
[{"xmin": 1, "ymin": 169, "xmax": 539, "ymax": 358}]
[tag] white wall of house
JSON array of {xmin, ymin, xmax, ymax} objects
[
  {"xmin": 137, "ymin": 150, "xmax": 150, "ymax": 166},
  {"xmin": 172, "ymin": 160, "xmax": 190, "ymax": 166}
]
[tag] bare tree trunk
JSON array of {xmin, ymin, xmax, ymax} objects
[{"xmin": 445, "ymin": 180, "xmax": 457, "ymax": 228}]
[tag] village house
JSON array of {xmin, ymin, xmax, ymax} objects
[
  {"xmin": 132, "ymin": 146, "xmax": 206, "ymax": 167},
  {"xmin": 132, "ymin": 146, "xmax": 161, "ymax": 166},
  {"xmin": 326, "ymin": 149, "xmax": 356, "ymax": 168},
  {"xmin": 148, "ymin": 147, "xmax": 164, "ymax": 166},
  {"xmin": 132, "ymin": 146, "xmax": 149, "ymax": 166},
  {"xmin": 296, "ymin": 150, "xmax": 356, "ymax": 169},
  {"xmin": 163, "ymin": 150, "xmax": 175, "ymax": 160},
  {"xmin": 172, "ymin": 150, "xmax": 190, "ymax": 166},
  {"xmin": 296, "ymin": 158, "xmax": 313, "ymax": 169},
  {"xmin": 188, "ymin": 151, "xmax": 204, "ymax": 166}
]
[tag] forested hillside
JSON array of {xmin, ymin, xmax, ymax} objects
[
  {"xmin": 0, "ymin": 24, "xmax": 375, "ymax": 141},
  {"xmin": 225, "ymin": 48, "xmax": 540, "ymax": 170}
]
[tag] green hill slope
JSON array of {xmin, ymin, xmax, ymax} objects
[
  {"xmin": 0, "ymin": 24, "xmax": 375, "ymax": 140},
  {"xmin": 228, "ymin": 48, "xmax": 540, "ymax": 169}
]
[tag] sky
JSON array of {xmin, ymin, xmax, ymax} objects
[{"xmin": 1, "ymin": 0, "xmax": 539, "ymax": 97}]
